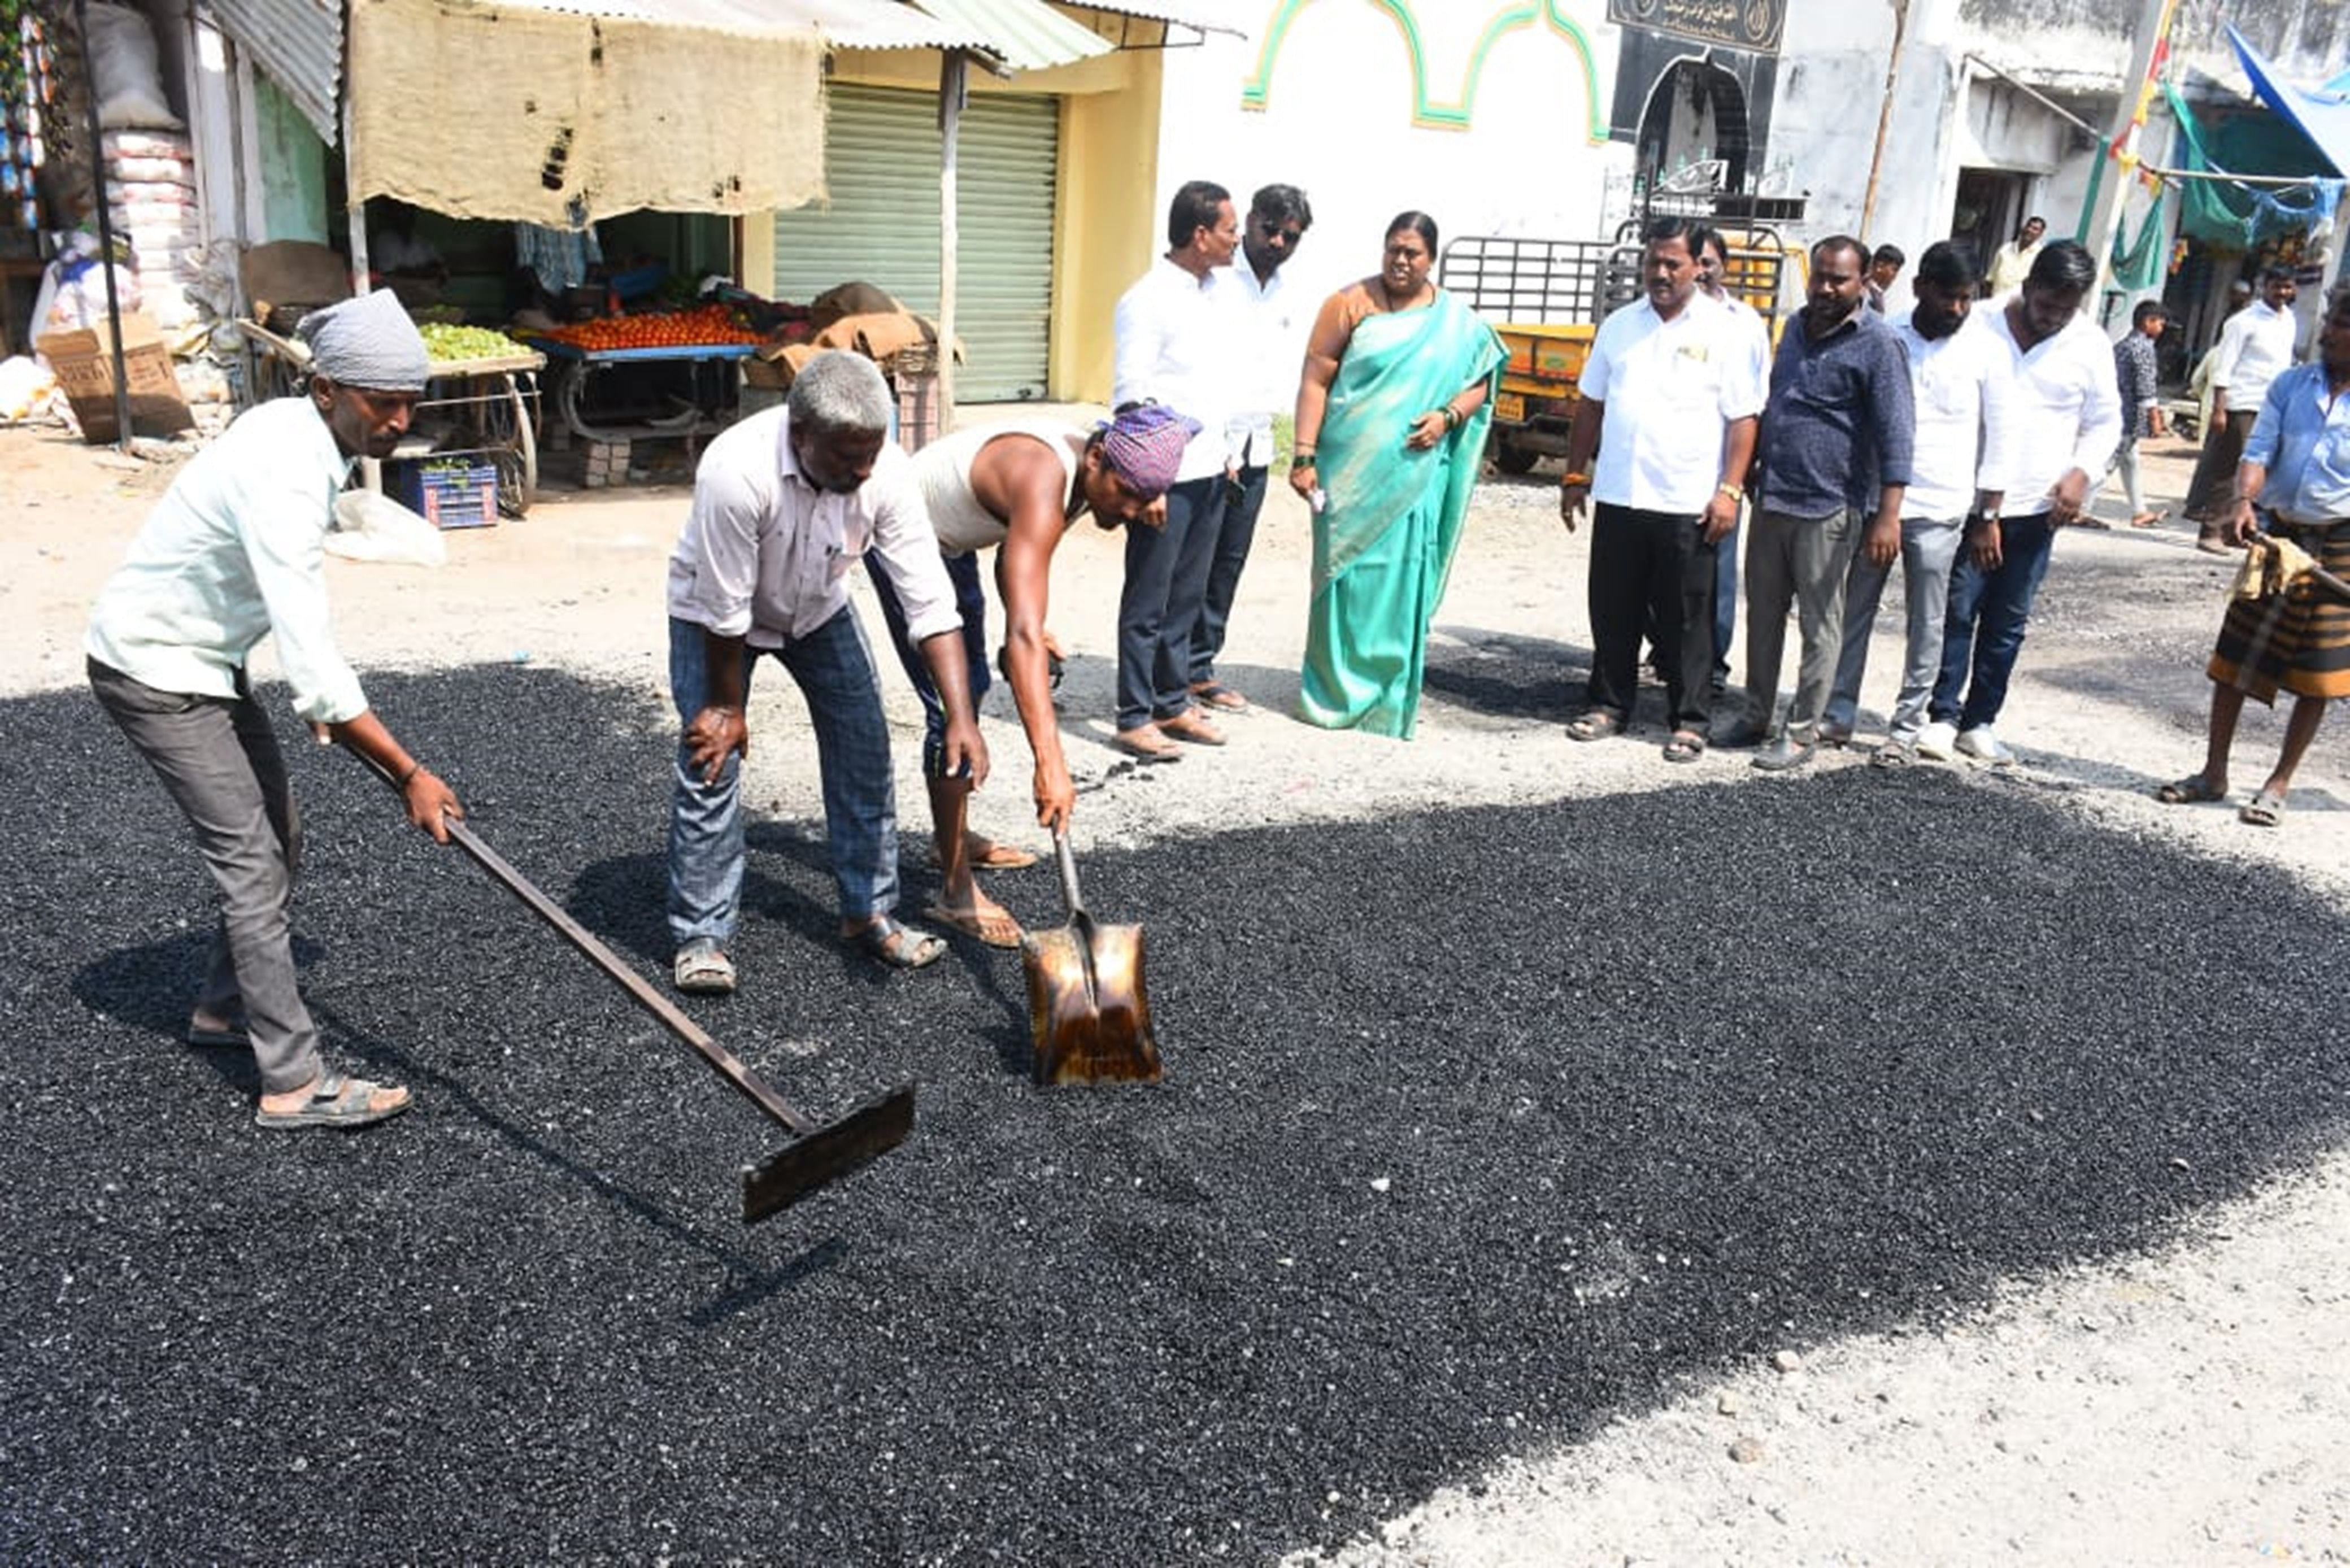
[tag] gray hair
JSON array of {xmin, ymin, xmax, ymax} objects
[{"xmin": 787, "ymin": 350, "xmax": 894, "ymax": 434}]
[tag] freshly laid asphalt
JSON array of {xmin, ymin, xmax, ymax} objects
[{"xmin": 6, "ymin": 664, "xmax": 2348, "ymax": 1564}]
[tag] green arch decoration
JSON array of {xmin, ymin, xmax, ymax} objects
[{"xmin": 1240, "ymin": 0, "xmax": 1608, "ymax": 145}]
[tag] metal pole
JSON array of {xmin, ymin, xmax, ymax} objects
[
  {"xmin": 1860, "ymin": 0, "xmax": 1909, "ymax": 237},
  {"xmin": 936, "ymin": 48, "xmax": 965, "ymax": 435},
  {"xmin": 340, "ymin": 89, "xmax": 381, "ymax": 492},
  {"xmin": 2079, "ymin": 0, "xmax": 2175, "ymax": 282},
  {"xmin": 70, "ymin": 0, "xmax": 134, "ymax": 451}
]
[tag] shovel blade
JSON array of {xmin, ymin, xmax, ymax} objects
[
  {"xmin": 1022, "ymin": 923, "xmax": 1162, "ymax": 1086},
  {"xmin": 739, "ymin": 1083, "xmax": 916, "ymax": 1222}
]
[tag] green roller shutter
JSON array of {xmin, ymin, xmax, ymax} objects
[{"xmin": 773, "ymin": 84, "xmax": 1059, "ymax": 403}]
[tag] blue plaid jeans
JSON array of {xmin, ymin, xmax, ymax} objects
[{"xmin": 666, "ymin": 611, "xmax": 900, "ymax": 947}]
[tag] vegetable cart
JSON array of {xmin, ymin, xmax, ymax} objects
[{"xmin": 234, "ymin": 317, "xmax": 546, "ymax": 517}]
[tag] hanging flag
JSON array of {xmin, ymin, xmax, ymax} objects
[{"xmin": 2110, "ymin": 0, "xmax": 2182, "ymax": 187}]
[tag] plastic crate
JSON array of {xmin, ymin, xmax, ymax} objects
[{"xmin": 391, "ymin": 458, "xmax": 498, "ymax": 529}]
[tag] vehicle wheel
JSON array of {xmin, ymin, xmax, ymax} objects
[{"xmin": 1492, "ymin": 441, "xmax": 1540, "ymax": 476}]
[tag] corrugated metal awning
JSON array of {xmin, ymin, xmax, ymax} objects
[
  {"xmin": 201, "ymin": 0, "xmax": 344, "ymax": 142},
  {"xmin": 903, "ymin": 0, "xmax": 1114, "ymax": 72},
  {"xmin": 1060, "ymin": 1, "xmax": 1248, "ymax": 39},
  {"xmin": 491, "ymin": 0, "xmax": 966, "ymax": 50}
]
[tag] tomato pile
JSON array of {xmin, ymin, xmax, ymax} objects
[{"xmin": 533, "ymin": 304, "xmax": 763, "ymax": 352}]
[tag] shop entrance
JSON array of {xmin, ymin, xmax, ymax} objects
[
  {"xmin": 1951, "ymin": 168, "xmax": 2031, "ymax": 278},
  {"xmin": 1633, "ymin": 59, "xmax": 1750, "ymax": 211},
  {"xmin": 771, "ymin": 84, "xmax": 1059, "ymax": 403}
]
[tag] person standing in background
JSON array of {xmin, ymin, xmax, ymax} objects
[
  {"xmin": 1919, "ymin": 241, "xmax": 2120, "ymax": 766},
  {"xmin": 2108, "ymin": 299, "xmax": 2169, "ymax": 529},
  {"xmin": 1724, "ymin": 234, "xmax": 1914, "ymax": 772},
  {"xmin": 1822, "ymin": 240, "xmax": 2013, "ymax": 766},
  {"xmin": 1108, "ymin": 180, "xmax": 1244, "ymax": 762},
  {"xmin": 1986, "ymin": 216, "xmax": 2046, "ymax": 297},
  {"xmin": 1189, "ymin": 182, "xmax": 1314, "ymax": 716},
  {"xmin": 2183, "ymin": 265, "xmax": 2299, "ymax": 554},
  {"xmin": 1865, "ymin": 243, "xmax": 1907, "ymax": 315},
  {"xmin": 1559, "ymin": 217, "xmax": 1761, "ymax": 763}
]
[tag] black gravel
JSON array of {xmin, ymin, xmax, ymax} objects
[{"xmin": 7, "ymin": 665, "xmax": 2349, "ymax": 1565}]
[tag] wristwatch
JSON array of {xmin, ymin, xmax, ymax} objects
[{"xmin": 1716, "ymin": 481, "xmax": 1744, "ymax": 502}]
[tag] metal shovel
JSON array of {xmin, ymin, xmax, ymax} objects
[
  {"xmin": 353, "ymin": 750, "xmax": 912, "ymax": 1220},
  {"xmin": 1020, "ymin": 830, "xmax": 1162, "ymax": 1086}
]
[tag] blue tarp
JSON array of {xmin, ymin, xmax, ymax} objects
[{"xmin": 2227, "ymin": 24, "xmax": 2350, "ymax": 177}]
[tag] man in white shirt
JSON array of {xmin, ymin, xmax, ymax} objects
[
  {"xmin": 1693, "ymin": 228, "xmax": 1773, "ymax": 695},
  {"xmin": 2184, "ymin": 264, "xmax": 2300, "ymax": 552},
  {"xmin": 1109, "ymin": 180, "xmax": 1243, "ymax": 761},
  {"xmin": 1823, "ymin": 239, "xmax": 2013, "ymax": 765},
  {"xmin": 666, "ymin": 351, "xmax": 985, "ymax": 990},
  {"xmin": 1187, "ymin": 182, "xmax": 1313, "ymax": 716},
  {"xmin": 1921, "ymin": 240, "xmax": 2122, "ymax": 764},
  {"xmin": 86, "ymin": 289, "xmax": 462, "ymax": 1132},
  {"xmin": 1559, "ymin": 216, "xmax": 1762, "ymax": 762}
]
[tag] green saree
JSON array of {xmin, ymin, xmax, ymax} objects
[{"xmin": 1298, "ymin": 291, "xmax": 1504, "ymax": 738}]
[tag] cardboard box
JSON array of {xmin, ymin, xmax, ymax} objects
[
  {"xmin": 36, "ymin": 312, "xmax": 194, "ymax": 442},
  {"xmin": 743, "ymin": 341, "xmax": 817, "ymax": 390}
]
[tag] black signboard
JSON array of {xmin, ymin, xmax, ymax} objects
[{"xmin": 1607, "ymin": 0, "xmax": 1786, "ymax": 56}]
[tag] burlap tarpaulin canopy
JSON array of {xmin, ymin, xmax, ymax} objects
[{"xmin": 345, "ymin": 0, "xmax": 827, "ymax": 224}]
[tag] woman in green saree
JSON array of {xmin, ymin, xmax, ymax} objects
[{"xmin": 1289, "ymin": 211, "xmax": 1505, "ymax": 737}]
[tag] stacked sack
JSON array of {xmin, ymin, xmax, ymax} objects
[
  {"xmin": 82, "ymin": 1, "xmax": 195, "ymax": 329},
  {"xmin": 102, "ymin": 128, "xmax": 197, "ymax": 329}
]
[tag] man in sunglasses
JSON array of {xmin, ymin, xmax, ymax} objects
[{"xmin": 1186, "ymin": 182, "xmax": 1315, "ymax": 718}]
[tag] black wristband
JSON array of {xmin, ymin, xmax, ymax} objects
[{"xmin": 395, "ymin": 761, "xmax": 422, "ymax": 789}]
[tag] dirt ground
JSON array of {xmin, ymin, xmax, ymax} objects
[{"xmin": 6, "ymin": 412, "xmax": 2347, "ymax": 1563}]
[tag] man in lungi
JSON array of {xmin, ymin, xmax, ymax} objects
[{"xmin": 2157, "ymin": 286, "xmax": 2350, "ymax": 827}]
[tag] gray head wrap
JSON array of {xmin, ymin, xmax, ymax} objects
[{"xmin": 298, "ymin": 289, "xmax": 431, "ymax": 393}]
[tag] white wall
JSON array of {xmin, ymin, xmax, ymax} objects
[{"xmin": 1149, "ymin": 8, "xmax": 1630, "ymax": 306}]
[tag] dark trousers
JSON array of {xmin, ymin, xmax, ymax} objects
[
  {"xmin": 1931, "ymin": 510, "xmax": 2056, "ymax": 731},
  {"xmin": 1189, "ymin": 463, "xmax": 1269, "ymax": 687},
  {"xmin": 1117, "ymin": 473, "xmax": 1226, "ymax": 731},
  {"xmin": 869, "ymin": 548, "xmax": 990, "ymax": 778},
  {"xmin": 2184, "ymin": 409, "xmax": 2257, "ymax": 522},
  {"xmin": 1587, "ymin": 502, "xmax": 1716, "ymax": 729}
]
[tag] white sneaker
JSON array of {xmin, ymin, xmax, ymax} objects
[
  {"xmin": 1914, "ymin": 720, "xmax": 1958, "ymax": 761},
  {"xmin": 1956, "ymin": 725, "xmax": 2014, "ymax": 765}
]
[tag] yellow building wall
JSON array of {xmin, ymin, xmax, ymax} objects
[
  {"xmin": 1052, "ymin": 48, "xmax": 1161, "ymax": 404},
  {"xmin": 736, "ymin": 38, "xmax": 1162, "ymax": 405}
]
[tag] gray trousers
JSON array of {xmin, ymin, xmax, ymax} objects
[
  {"xmin": 89, "ymin": 657, "xmax": 322, "ymax": 1094},
  {"xmin": 1824, "ymin": 515, "xmax": 1964, "ymax": 742},
  {"xmin": 2110, "ymin": 435, "xmax": 2146, "ymax": 519},
  {"xmin": 1742, "ymin": 506, "xmax": 1862, "ymax": 738}
]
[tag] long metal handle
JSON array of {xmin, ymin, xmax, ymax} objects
[
  {"xmin": 349, "ymin": 747, "xmax": 815, "ymax": 1135},
  {"xmin": 441, "ymin": 818, "xmax": 816, "ymax": 1135},
  {"xmin": 1053, "ymin": 829, "xmax": 1085, "ymax": 922}
]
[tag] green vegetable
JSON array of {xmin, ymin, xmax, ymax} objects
[{"xmin": 418, "ymin": 323, "xmax": 531, "ymax": 363}]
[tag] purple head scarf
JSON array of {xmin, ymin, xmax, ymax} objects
[{"xmin": 1098, "ymin": 403, "xmax": 1202, "ymax": 497}]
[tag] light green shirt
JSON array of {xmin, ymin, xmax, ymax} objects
[{"xmin": 86, "ymin": 397, "xmax": 369, "ymax": 724}]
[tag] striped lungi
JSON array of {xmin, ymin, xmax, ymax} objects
[{"xmin": 2207, "ymin": 517, "xmax": 2350, "ymax": 702}]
